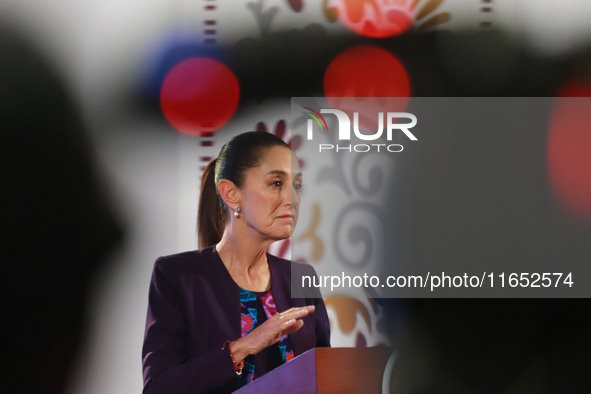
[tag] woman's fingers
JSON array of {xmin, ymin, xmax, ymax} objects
[
  {"xmin": 280, "ymin": 319, "xmax": 304, "ymax": 335},
  {"xmin": 279, "ymin": 305, "xmax": 315, "ymax": 321},
  {"xmin": 276, "ymin": 307, "xmax": 312, "ymax": 335},
  {"xmin": 243, "ymin": 305, "xmax": 316, "ymax": 355}
]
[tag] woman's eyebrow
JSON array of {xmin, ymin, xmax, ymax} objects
[
  {"xmin": 266, "ymin": 170, "xmax": 288, "ymax": 176},
  {"xmin": 265, "ymin": 170, "xmax": 302, "ymax": 178}
]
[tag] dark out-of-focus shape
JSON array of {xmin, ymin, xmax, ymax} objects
[{"xmin": 0, "ymin": 23, "xmax": 123, "ymax": 394}]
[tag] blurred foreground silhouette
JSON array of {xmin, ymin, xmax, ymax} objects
[{"xmin": 0, "ymin": 24, "xmax": 123, "ymax": 393}]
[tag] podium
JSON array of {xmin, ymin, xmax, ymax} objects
[{"xmin": 236, "ymin": 347, "xmax": 394, "ymax": 394}]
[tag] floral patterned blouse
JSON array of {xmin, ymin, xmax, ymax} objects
[{"xmin": 237, "ymin": 287, "xmax": 295, "ymax": 388}]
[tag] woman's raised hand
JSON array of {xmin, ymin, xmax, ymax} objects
[{"xmin": 230, "ymin": 305, "xmax": 315, "ymax": 363}]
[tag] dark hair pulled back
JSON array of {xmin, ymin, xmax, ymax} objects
[{"xmin": 198, "ymin": 131, "xmax": 290, "ymax": 248}]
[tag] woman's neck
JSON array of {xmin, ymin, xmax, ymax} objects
[{"xmin": 215, "ymin": 224, "xmax": 273, "ymax": 292}]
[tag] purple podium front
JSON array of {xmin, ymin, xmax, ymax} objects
[{"xmin": 235, "ymin": 347, "xmax": 394, "ymax": 394}]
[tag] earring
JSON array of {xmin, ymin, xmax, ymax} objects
[{"xmin": 234, "ymin": 206, "xmax": 241, "ymax": 217}]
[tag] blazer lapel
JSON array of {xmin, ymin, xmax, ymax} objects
[{"xmin": 202, "ymin": 247, "xmax": 241, "ymax": 346}]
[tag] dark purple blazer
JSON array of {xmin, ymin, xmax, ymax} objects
[{"xmin": 142, "ymin": 246, "xmax": 330, "ymax": 394}]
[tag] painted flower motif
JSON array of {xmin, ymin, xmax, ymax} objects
[
  {"xmin": 268, "ymin": 237, "xmax": 291, "ymax": 260},
  {"xmin": 286, "ymin": 0, "xmax": 304, "ymax": 12},
  {"xmin": 323, "ymin": 0, "xmax": 451, "ymax": 37}
]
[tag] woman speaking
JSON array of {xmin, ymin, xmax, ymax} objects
[{"xmin": 142, "ymin": 131, "xmax": 330, "ymax": 394}]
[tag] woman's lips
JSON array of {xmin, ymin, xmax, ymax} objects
[{"xmin": 277, "ymin": 215, "xmax": 293, "ymax": 219}]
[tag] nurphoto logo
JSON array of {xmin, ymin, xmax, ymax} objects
[{"xmin": 303, "ymin": 107, "xmax": 418, "ymax": 153}]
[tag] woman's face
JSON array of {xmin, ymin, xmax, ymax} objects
[{"xmin": 237, "ymin": 146, "xmax": 302, "ymax": 241}]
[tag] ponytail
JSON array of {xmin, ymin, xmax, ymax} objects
[{"xmin": 198, "ymin": 158, "xmax": 226, "ymax": 248}]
